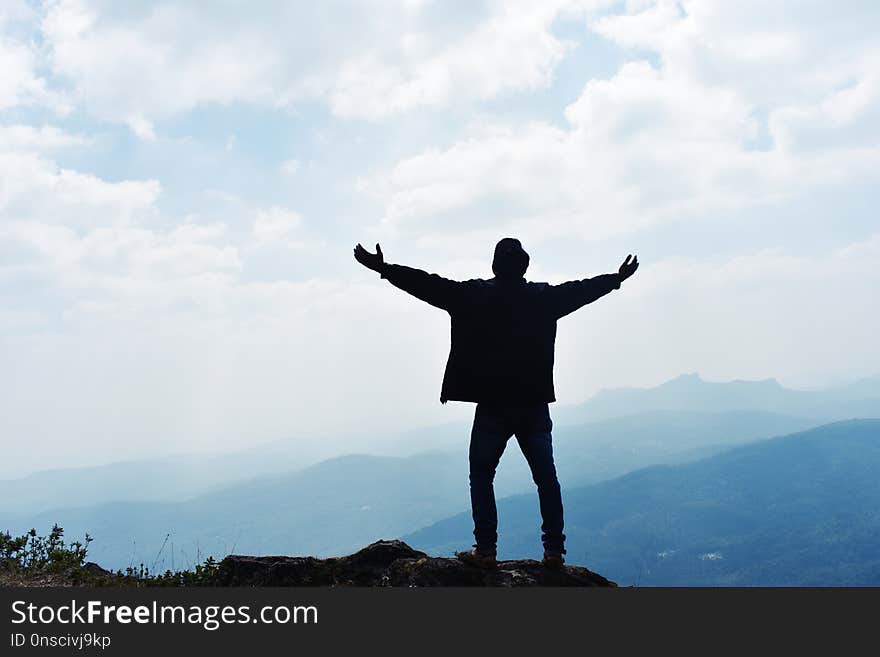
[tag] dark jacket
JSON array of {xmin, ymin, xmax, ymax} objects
[{"xmin": 380, "ymin": 263, "xmax": 621, "ymax": 404}]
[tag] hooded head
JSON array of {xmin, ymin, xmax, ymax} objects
[{"xmin": 492, "ymin": 237, "xmax": 529, "ymax": 281}]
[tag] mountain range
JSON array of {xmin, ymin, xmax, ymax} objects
[
  {"xmin": 7, "ymin": 372, "xmax": 877, "ymax": 515},
  {"xmin": 553, "ymin": 373, "xmax": 880, "ymax": 425},
  {"xmin": 1, "ymin": 407, "xmax": 822, "ymax": 570},
  {"xmin": 3, "ymin": 373, "xmax": 879, "ymax": 582}
]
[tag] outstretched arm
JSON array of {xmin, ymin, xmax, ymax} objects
[
  {"xmin": 354, "ymin": 242, "xmax": 462, "ymax": 312},
  {"xmin": 548, "ymin": 254, "xmax": 639, "ymax": 319}
]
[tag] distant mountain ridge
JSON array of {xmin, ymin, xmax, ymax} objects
[{"xmin": 552, "ymin": 373, "xmax": 880, "ymax": 425}]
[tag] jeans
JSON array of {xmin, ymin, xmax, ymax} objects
[{"xmin": 468, "ymin": 401, "xmax": 565, "ymax": 554}]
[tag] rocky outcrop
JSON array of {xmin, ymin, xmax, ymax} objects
[{"xmin": 215, "ymin": 540, "xmax": 615, "ymax": 587}]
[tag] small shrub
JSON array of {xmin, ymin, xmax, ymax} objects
[
  {"xmin": 1, "ymin": 524, "xmax": 92, "ymax": 573},
  {"xmin": 2, "ymin": 525, "xmax": 222, "ymax": 587}
]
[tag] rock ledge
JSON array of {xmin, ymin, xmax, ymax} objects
[{"xmin": 217, "ymin": 540, "xmax": 615, "ymax": 587}]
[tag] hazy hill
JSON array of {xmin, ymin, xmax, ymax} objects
[
  {"xmin": 0, "ymin": 408, "xmax": 815, "ymax": 516},
  {"xmin": 404, "ymin": 419, "xmax": 880, "ymax": 586},
  {"xmin": 0, "ymin": 452, "xmax": 469, "ymax": 570},
  {"xmin": 5, "ymin": 372, "xmax": 875, "ymax": 515},
  {"xmin": 0, "ymin": 449, "xmax": 319, "ymax": 516},
  {"xmin": 0, "ymin": 421, "xmax": 468, "ymax": 515},
  {"xmin": 0, "ymin": 409, "xmax": 815, "ymax": 569},
  {"xmin": 553, "ymin": 373, "xmax": 880, "ymax": 425},
  {"xmin": 538, "ymin": 409, "xmax": 815, "ymax": 488}
]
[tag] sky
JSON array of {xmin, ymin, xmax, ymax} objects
[{"xmin": 1, "ymin": 0, "xmax": 879, "ymax": 476}]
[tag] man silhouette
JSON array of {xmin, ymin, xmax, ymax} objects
[{"xmin": 354, "ymin": 238, "xmax": 638, "ymax": 567}]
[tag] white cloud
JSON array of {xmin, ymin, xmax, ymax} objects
[
  {"xmin": 279, "ymin": 159, "xmax": 300, "ymax": 177},
  {"xmin": 0, "ymin": 13, "xmax": 67, "ymax": 113},
  {"xmin": 0, "ymin": 37, "xmax": 43, "ymax": 109},
  {"xmin": 365, "ymin": 1, "xmax": 880, "ymax": 241},
  {"xmin": 32, "ymin": 0, "xmax": 613, "ymax": 130},
  {"xmin": 0, "ymin": 124, "xmax": 88, "ymax": 151},
  {"xmin": 320, "ymin": 1, "xmax": 590, "ymax": 119},
  {"xmin": 40, "ymin": 0, "xmax": 286, "ymax": 126},
  {"xmin": 126, "ymin": 115, "xmax": 156, "ymax": 141},
  {"xmin": 0, "ymin": 152, "xmax": 160, "ymax": 228},
  {"xmin": 251, "ymin": 206, "xmax": 303, "ymax": 246}
]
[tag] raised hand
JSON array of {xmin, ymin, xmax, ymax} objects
[
  {"xmin": 354, "ymin": 243, "xmax": 384, "ymax": 272},
  {"xmin": 618, "ymin": 254, "xmax": 639, "ymax": 282}
]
